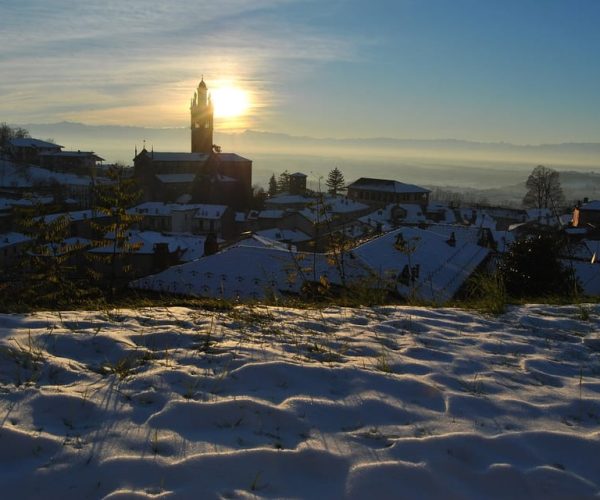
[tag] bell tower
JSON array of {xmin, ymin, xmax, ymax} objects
[{"xmin": 190, "ymin": 77, "xmax": 214, "ymax": 154}]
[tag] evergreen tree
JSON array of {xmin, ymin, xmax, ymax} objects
[
  {"xmin": 3, "ymin": 204, "xmax": 85, "ymax": 307},
  {"xmin": 326, "ymin": 167, "xmax": 345, "ymax": 196},
  {"xmin": 277, "ymin": 170, "xmax": 290, "ymax": 193},
  {"xmin": 268, "ymin": 174, "xmax": 278, "ymax": 196},
  {"xmin": 498, "ymin": 232, "xmax": 577, "ymax": 298},
  {"xmin": 90, "ymin": 164, "xmax": 142, "ymax": 298}
]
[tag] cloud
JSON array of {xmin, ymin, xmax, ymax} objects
[{"xmin": 0, "ymin": 0, "xmax": 360, "ymax": 127}]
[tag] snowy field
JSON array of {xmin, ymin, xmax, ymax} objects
[{"xmin": 0, "ymin": 304, "xmax": 599, "ymax": 499}]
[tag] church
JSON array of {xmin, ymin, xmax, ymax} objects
[{"xmin": 133, "ymin": 78, "xmax": 252, "ymax": 209}]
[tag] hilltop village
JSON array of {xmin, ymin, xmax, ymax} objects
[{"xmin": 1, "ymin": 79, "xmax": 599, "ymax": 304}]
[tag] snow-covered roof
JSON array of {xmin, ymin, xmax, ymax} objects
[
  {"xmin": 569, "ymin": 260, "xmax": 600, "ymax": 296},
  {"xmin": 258, "ymin": 210, "xmax": 285, "ymax": 219},
  {"xmin": 8, "ymin": 138, "xmax": 62, "ymax": 149},
  {"xmin": 235, "ymin": 212, "xmax": 246, "ymax": 223},
  {"xmin": 130, "ymin": 242, "xmax": 367, "ymax": 300},
  {"xmin": 155, "ymin": 173, "xmax": 196, "ymax": 184},
  {"xmin": 265, "ymin": 194, "xmax": 312, "ymax": 206},
  {"xmin": 0, "ymin": 196, "xmax": 54, "ymax": 211},
  {"xmin": 324, "ymin": 196, "xmax": 369, "ymax": 213},
  {"xmin": 351, "ymin": 227, "xmax": 490, "ymax": 303},
  {"xmin": 132, "ymin": 225, "xmax": 488, "ymax": 303},
  {"xmin": 255, "ymin": 228, "xmax": 312, "ymax": 243},
  {"xmin": 0, "ymin": 232, "xmax": 31, "ymax": 248},
  {"xmin": 0, "ymin": 159, "xmax": 95, "ymax": 188},
  {"xmin": 144, "ymin": 152, "xmax": 208, "ymax": 162},
  {"xmin": 131, "ymin": 202, "xmax": 216, "ymax": 216},
  {"xmin": 39, "ymin": 210, "xmax": 105, "ymax": 224},
  {"xmin": 361, "ymin": 203, "xmax": 428, "ymax": 228},
  {"xmin": 90, "ymin": 230, "xmax": 206, "ymax": 259},
  {"xmin": 217, "ymin": 153, "xmax": 251, "ymax": 162},
  {"xmin": 580, "ymin": 200, "xmax": 600, "ymax": 211},
  {"xmin": 458, "ymin": 208, "xmax": 497, "ymax": 230},
  {"xmin": 348, "ymin": 178, "xmax": 430, "ymax": 194},
  {"xmin": 39, "ymin": 151, "xmax": 104, "ymax": 161},
  {"xmin": 194, "ymin": 205, "xmax": 228, "ymax": 220}
]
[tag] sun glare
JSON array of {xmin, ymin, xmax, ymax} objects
[{"xmin": 211, "ymin": 86, "xmax": 250, "ymax": 119}]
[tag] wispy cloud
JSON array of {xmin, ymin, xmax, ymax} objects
[{"xmin": 0, "ymin": 0, "xmax": 361, "ymax": 127}]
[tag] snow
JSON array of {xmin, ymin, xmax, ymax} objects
[
  {"xmin": 0, "ymin": 232, "xmax": 31, "ymax": 247},
  {"xmin": 8, "ymin": 138, "xmax": 62, "ymax": 149},
  {"xmin": 258, "ymin": 210, "xmax": 285, "ymax": 219},
  {"xmin": 130, "ymin": 202, "xmax": 227, "ymax": 220},
  {"xmin": 132, "ymin": 228, "xmax": 488, "ymax": 303},
  {"xmin": 352, "ymin": 227, "xmax": 490, "ymax": 303},
  {"xmin": 130, "ymin": 242, "xmax": 364, "ymax": 299},
  {"xmin": 0, "ymin": 304, "xmax": 598, "ymax": 498},
  {"xmin": 580, "ymin": 200, "xmax": 600, "ymax": 211},
  {"xmin": 0, "ymin": 159, "xmax": 96, "ymax": 188},
  {"xmin": 255, "ymin": 228, "xmax": 312, "ymax": 243},
  {"xmin": 265, "ymin": 193, "xmax": 311, "ymax": 206},
  {"xmin": 570, "ymin": 260, "xmax": 600, "ymax": 296},
  {"xmin": 90, "ymin": 231, "xmax": 205, "ymax": 260}
]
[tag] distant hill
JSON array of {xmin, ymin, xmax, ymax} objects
[{"xmin": 16, "ymin": 122, "xmax": 600, "ymax": 194}]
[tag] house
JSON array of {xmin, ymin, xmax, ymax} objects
[
  {"xmin": 133, "ymin": 150, "xmax": 252, "ymax": 208},
  {"xmin": 89, "ymin": 230, "xmax": 207, "ymax": 279},
  {"xmin": 573, "ymin": 200, "xmax": 600, "ymax": 234},
  {"xmin": 130, "ymin": 202, "xmax": 234, "ymax": 238},
  {"xmin": 192, "ymin": 204, "xmax": 234, "ymax": 238},
  {"xmin": 0, "ymin": 232, "xmax": 31, "ymax": 269},
  {"xmin": 131, "ymin": 225, "xmax": 489, "ymax": 303},
  {"xmin": 7, "ymin": 138, "xmax": 62, "ymax": 164},
  {"xmin": 347, "ymin": 178, "xmax": 430, "ymax": 207},
  {"xmin": 39, "ymin": 150, "xmax": 104, "ymax": 176},
  {"xmin": 351, "ymin": 227, "xmax": 490, "ymax": 303}
]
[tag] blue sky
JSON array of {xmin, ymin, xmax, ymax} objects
[{"xmin": 1, "ymin": 0, "xmax": 599, "ymax": 143}]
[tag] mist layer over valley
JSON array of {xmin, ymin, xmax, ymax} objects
[{"xmin": 22, "ymin": 122, "xmax": 600, "ymax": 205}]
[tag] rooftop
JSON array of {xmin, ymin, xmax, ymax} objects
[{"xmin": 347, "ymin": 177, "xmax": 430, "ymax": 194}]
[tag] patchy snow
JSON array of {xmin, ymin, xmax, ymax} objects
[{"xmin": 0, "ymin": 304, "xmax": 598, "ymax": 498}]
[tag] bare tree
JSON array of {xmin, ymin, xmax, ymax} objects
[
  {"xmin": 522, "ymin": 165, "xmax": 565, "ymax": 209},
  {"xmin": 0, "ymin": 122, "xmax": 29, "ymax": 149}
]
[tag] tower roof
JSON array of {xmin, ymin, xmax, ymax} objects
[{"xmin": 198, "ymin": 77, "xmax": 207, "ymax": 89}]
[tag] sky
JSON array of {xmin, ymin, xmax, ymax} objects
[{"xmin": 1, "ymin": 0, "xmax": 599, "ymax": 144}]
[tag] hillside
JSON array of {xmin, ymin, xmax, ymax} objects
[{"xmin": 1, "ymin": 304, "xmax": 598, "ymax": 498}]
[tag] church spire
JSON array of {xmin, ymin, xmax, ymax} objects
[{"xmin": 190, "ymin": 77, "xmax": 214, "ymax": 154}]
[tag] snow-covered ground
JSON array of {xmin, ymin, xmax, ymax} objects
[{"xmin": 0, "ymin": 304, "xmax": 599, "ymax": 499}]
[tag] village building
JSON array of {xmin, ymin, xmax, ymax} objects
[
  {"xmin": 129, "ymin": 202, "xmax": 235, "ymax": 239},
  {"xmin": 347, "ymin": 178, "xmax": 430, "ymax": 207},
  {"xmin": 133, "ymin": 79, "xmax": 252, "ymax": 209},
  {"xmin": 573, "ymin": 199, "xmax": 600, "ymax": 236}
]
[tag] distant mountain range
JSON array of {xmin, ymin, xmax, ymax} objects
[{"xmin": 16, "ymin": 122, "xmax": 600, "ymax": 202}]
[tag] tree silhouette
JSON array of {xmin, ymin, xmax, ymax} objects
[
  {"xmin": 90, "ymin": 164, "xmax": 142, "ymax": 298},
  {"xmin": 522, "ymin": 165, "xmax": 565, "ymax": 209},
  {"xmin": 268, "ymin": 174, "xmax": 277, "ymax": 196},
  {"xmin": 326, "ymin": 167, "xmax": 345, "ymax": 196},
  {"xmin": 277, "ymin": 170, "xmax": 290, "ymax": 193}
]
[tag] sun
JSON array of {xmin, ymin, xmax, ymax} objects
[{"xmin": 211, "ymin": 85, "xmax": 250, "ymax": 118}]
